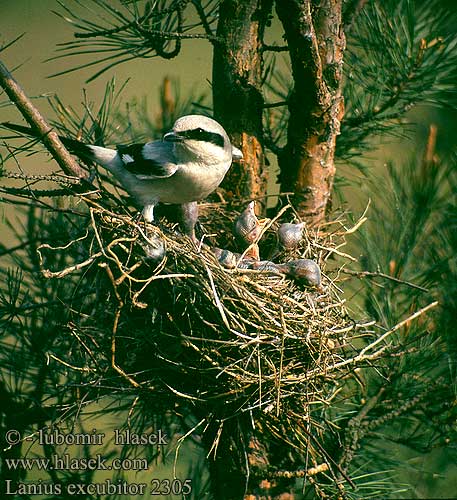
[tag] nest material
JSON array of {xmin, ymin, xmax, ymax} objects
[
  {"xmin": 38, "ymin": 198, "xmax": 369, "ymax": 479},
  {"xmin": 165, "ymin": 205, "xmax": 356, "ymax": 408},
  {"xmin": 40, "ymin": 200, "xmax": 361, "ymax": 406}
]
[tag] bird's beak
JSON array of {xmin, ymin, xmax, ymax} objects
[
  {"xmin": 232, "ymin": 145, "xmax": 243, "ymax": 161},
  {"xmin": 163, "ymin": 131, "xmax": 184, "ymax": 143}
]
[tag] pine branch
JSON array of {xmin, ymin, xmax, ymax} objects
[
  {"xmin": 49, "ymin": 0, "xmax": 217, "ymax": 81},
  {"xmin": 341, "ymin": 269, "xmax": 429, "ymax": 292},
  {"xmin": 339, "ymin": 0, "xmax": 457, "ymax": 161},
  {"xmin": 0, "ymin": 186, "xmax": 74, "ymax": 198},
  {"xmin": 191, "ymin": 0, "xmax": 216, "ymax": 38},
  {"xmin": 338, "ymin": 386, "xmax": 386, "ymax": 472},
  {"xmin": 2, "ymin": 171, "xmax": 82, "ymax": 185},
  {"xmin": 0, "ymin": 60, "xmax": 87, "ymax": 179}
]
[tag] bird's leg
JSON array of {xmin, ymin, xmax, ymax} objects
[
  {"xmin": 136, "ymin": 203, "xmax": 166, "ymax": 261},
  {"xmin": 131, "ymin": 205, "xmax": 152, "ymax": 227},
  {"xmin": 142, "ymin": 204, "xmax": 155, "ymax": 223},
  {"xmin": 87, "ymin": 166, "xmax": 97, "ymax": 184},
  {"xmin": 178, "ymin": 201, "xmax": 199, "ymax": 244}
]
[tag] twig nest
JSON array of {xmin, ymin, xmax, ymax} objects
[
  {"xmin": 234, "ymin": 258, "xmax": 321, "ymax": 288},
  {"xmin": 38, "ymin": 199, "xmax": 360, "ymax": 445}
]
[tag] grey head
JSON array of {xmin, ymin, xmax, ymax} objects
[
  {"xmin": 285, "ymin": 259, "xmax": 321, "ymax": 287},
  {"xmin": 163, "ymin": 115, "xmax": 242, "ymax": 163},
  {"xmin": 235, "ymin": 201, "xmax": 261, "ymax": 245},
  {"xmin": 278, "ymin": 222, "xmax": 306, "ymax": 250}
]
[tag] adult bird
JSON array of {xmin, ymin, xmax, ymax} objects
[{"xmin": 2, "ymin": 115, "xmax": 243, "ymax": 240}]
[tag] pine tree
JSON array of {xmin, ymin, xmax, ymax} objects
[{"xmin": 1, "ymin": 1, "xmax": 457, "ymax": 498}]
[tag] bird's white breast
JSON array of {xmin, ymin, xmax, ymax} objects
[{"xmin": 133, "ymin": 160, "xmax": 230, "ymax": 205}]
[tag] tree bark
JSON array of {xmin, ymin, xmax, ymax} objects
[
  {"xmin": 276, "ymin": 0, "xmax": 345, "ymax": 224},
  {"xmin": 212, "ymin": 0, "xmax": 273, "ymax": 212},
  {"xmin": 201, "ymin": 418, "xmax": 249, "ymax": 500}
]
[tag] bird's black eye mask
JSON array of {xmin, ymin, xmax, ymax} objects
[{"xmin": 182, "ymin": 128, "xmax": 225, "ymax": 148}]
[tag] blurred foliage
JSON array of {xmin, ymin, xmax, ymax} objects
[
  {"xmin": 327, "ymin": 135, "xmax": 457, "ymax": 498},
  {"xmin": 263, "ymin": 0, "xmax": 457, "ymax": 171},
  {"xmin": 48, "ymin": 0, "xmax": 220, "ymax": 82},
  {"xmin": 339, "ymin": 0, "xmax": 457, "ymax": 162}
]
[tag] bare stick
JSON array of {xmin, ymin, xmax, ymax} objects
[
  {"xmin": 290, "ymin": 301, "xmax": 439, "ymax": 382},
  {"xmin": 0, "ymin": 59, "xmax": 87, "ymax": 179},
  {"xmin": 342, "ymin": 269, "xmax": 429, "ymax": 292},
  {"xmin": 358, "ymin": 301, "xmax": 438, "ymax": 357},
  {"xmin": 101, "ymin": 262, "xmax": 141, "ymax": 389}
]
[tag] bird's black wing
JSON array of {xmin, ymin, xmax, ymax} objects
[{"xmin": 117, "ymin": 142, "xmax": 178, "ymax": 179}]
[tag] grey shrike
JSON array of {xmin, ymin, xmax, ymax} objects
[{"xmin": 2, "ymin": 115, "xmax": 243, "ymax": 238}]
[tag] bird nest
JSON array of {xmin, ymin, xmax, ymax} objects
[{"xmin": 38, "ymin": 197, "xmax": 366, "ymax": 459}]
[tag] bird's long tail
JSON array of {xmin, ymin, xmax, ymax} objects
[
  {"xmin": 1, "ymin": 122, "xmax": 109, "ymax": 164},
  {"xmin": 2, "ymin": 122, "xmax": 146, "ymax": 216}
]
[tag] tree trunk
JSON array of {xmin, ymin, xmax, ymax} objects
[
  {"xmin": 201, "ymin": 419, "xmax": 249, "ymax": 500},
  {"xmin": 276, "ymin": 0, "xmax": 345, "ymax": 224},
  {"xmin": 212, "ymin": 0, "xmax": 273, "ymax": 212}
]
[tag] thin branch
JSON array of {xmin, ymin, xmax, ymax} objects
[
  {"xmin": 0, "ymin": 59, "xmax": 87, "ymax": 179},
  {"xmin": 133, "ymin": 25, "xmax": 219, "ymax": 43},
  {"xmin": 1, "ymin": 170, "xmax": 81, "ymax": 184},
  {"xmin": 0, "ymin": 240, "xmax": 34, "ymax": 257},
  {"xmin": 262, "ymin": 100, "xmax": 288, "ymax": 109},
  {"xmin": 101, "ymin": 262, "xmax": 141, "ymax": 389},
  {"xmin": 38, "ymin": 250, "xmax": 103, "ymax": 279},
  {"xmin": 290, "ymin": 301, "xmax": 439, "ymax": 382},
  {"xmin": 72, "ymin": 20, "xmax": 137, "ymax": 39},
  {"xmin": 47, "ymin": 353, "xmax": 93, "ymax": 373},
  {"xmin": 262, "ymin": 44, "xmax": 289, "ymax": 52},
  {"xmin": 299, "ymin": 423, "xmax": 356, "ymax": 488},
  {"xmin": 358, "ymin": 301, "xmax": 438, "ymax": 358},
  {"xmin": 338, "ymin": 386, "xmax": 386, "ymax": 471},
  {"xmin": 191, "ymin": 0, "xmax": 215, "ymax": 39},
  {"xmin": 342, "ymin": 269, "xmax": 429, "ymax": 292},
  {"xmin": 270, "ymin": 463, "xmax": 329, "ymax": 478},
  {"xmin": 0, "ymin": 186, "xmax": 73, "ymax": 198}
]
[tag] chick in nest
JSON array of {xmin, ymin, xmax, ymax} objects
[
  {"xmin": 212, "ymin": 247, "xmax": 241, "ymax": 269},
  {"xmin": 234, "ymin": 201, "xmax": 269, "ymax": 260},
  {"xmin": 277, "ymin": 222, "xmax": 306, "ymax": 251},
  {"xmin": 246, "ymin": 258, "xmax": 322, "ymax": 288}
]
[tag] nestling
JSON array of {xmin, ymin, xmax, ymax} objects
[
  {"xmin": 234, "ymin": 201, "xmax": 270, "ymax": 259},
  {"xmin": 277, "ymin": 222, "xmax": 305, "ymax": 250}
]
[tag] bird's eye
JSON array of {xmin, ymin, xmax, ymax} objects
[{"xmin": 196, "ymin": 128, "xmax": 204, "ymax": 134}]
